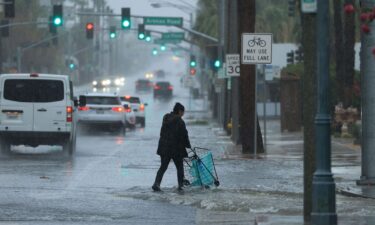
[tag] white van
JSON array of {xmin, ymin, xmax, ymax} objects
[{"xmin": 0, "ymin": 73, "xmax": 77, "ymax": 154}]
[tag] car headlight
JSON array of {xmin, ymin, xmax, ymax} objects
[{"xmin": 92, "ymin": 80, "xmax": 98, "ymax": 86}]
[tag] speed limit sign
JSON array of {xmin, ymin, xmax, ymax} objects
[{"xmin": 226, "ymin": 54, "xmax": 240, "ymax": 77}]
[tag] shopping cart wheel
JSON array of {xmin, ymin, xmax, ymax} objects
[{"xmin": 214, "ymin": 180, "xmax": 220, "ymax": 187}]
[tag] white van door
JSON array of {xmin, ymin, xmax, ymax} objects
[
  {"xmin": 32, "ymin": 79, "xmax": 67, "ymax": 132},
  {"xmin": 0, "ymin": 79, "xmax": 34, "ymax": 132}
]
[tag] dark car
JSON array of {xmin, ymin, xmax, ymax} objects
[
  {"xmin": 136, "ymin": 79, "xmax": 153, "ymax": 92},
  {"xmin": 154, "ymin": 81, "xmax": 173, "ymax": 99}
]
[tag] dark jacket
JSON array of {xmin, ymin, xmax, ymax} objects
[{"xmin": 157, "ymin": 112, "xmax": 191, "ymax": 158}]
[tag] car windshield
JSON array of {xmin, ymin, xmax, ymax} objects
[
  {"xmin": 156, "ymin": 82, "xmax": 170, "ymax": 88},
  {"xmin": 120, "ymin": 97, "xmax": 140, "ymax": 103},
  {"xmin": 86, "ymin": 96, "xmax": 120, "ymax": 105},
  {"xmin": 4, "ymin": 79, "xmax": 64, "ymax": 103}
]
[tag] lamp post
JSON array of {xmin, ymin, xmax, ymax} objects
[{"xmin": 311, "ymin": 0, "xmax": 337, "ymax": 224}]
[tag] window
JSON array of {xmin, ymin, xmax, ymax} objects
[
  {"xmin": 86, "ymin": 96, "xmax": 120, "ymax": 105},
  {"xmin": 4, "ymin": 79, "xmax": 64, "ymax": 103}
]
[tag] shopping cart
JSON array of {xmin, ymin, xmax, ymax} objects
[{"xmin": 183, "ymin": 147, "xmax": 220, "ymax": 188}]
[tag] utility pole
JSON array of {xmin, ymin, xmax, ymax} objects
[
  {"xmin": 358, "ymin": 0, "xmax": 375, "ymax": 186},
  {"xmin": 229, "ymin": 0, "xmax": 240, "ymax": 144},
  {"xmin": 237, "ymin": 0, "xmax": 263, "ymax": 153},
  {"xmin": 311, "ymin": 0, "xmax": 337, "ymax": 224},
  {"xmin": 301, "ymin": 7, "xmax": 317, "ymax": 223}
]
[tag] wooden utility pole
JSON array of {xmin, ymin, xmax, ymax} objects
[
  {"xmin": 301, "ymin": 11, "xmax": 317, "ymax": 223},
  {"xmin": 237, "ymin": 0, "xmax": 263, "ymax": 153}
]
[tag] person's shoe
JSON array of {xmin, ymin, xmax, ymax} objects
[
  {"xmin": 152, "ymin": 184, "xmax": 161, "ymax": 192},
  {"xmin": 177, "ymin": 186, "xmax": 184, "ymax": 192}
]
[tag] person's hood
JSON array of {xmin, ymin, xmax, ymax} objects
[{"xmin": 163, "ymin": 112, "xmax": 180, "ymax": 125}]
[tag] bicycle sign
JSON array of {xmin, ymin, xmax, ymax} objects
[{"xmin": 241, "ymin": 33, "xmax": 272, "ymax": 64}]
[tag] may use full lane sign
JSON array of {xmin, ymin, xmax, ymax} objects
[{"xmin": 241, "ymin": 33, "xmax": 272, "ymax": 64}]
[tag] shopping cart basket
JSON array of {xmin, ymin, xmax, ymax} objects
[{"xmin": 184, "ymin": 147, "xmax": 220, "ymax": 188}]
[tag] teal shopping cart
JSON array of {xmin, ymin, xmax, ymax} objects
[{"xmin": 183, "ymin": 147, "xmax": 220, "ymax": 188}]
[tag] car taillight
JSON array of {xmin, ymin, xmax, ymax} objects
[
  {"xmin": 154, "ymin": 85, "xmax": 161, "ymax": 90},
  {"xmin": 125, "ymin": 108, "xmax": 132, "ymax": 113},
  {"xmin": 112, "ymin": 107, "xmax": 124, "ymax": 113},
  {"xmin": 78, "ymin": 106, "xmax": 90, "ymax": 111},
  {"xmin": 139, "ymin": 104, "xmax": 145, "ymax": 111},
  {"xmin": 66, "ymin": 106, "xmax": 73, "ymax": 122},
  {"xmin": 168, "ymin": 86, "xmax": 173, "ymax": 90}
]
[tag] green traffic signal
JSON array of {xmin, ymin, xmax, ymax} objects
[
  {"xmin": 110, "ymin": 33, "xmax": 116, "ymax": 39},
  {"xmin": 145, "ymin": 31, "xmax": 151, "ymax": 42},
  {"xmin": 214, "ymin": 60, "xmax": 221, "ymax": 68},
  {"xmin": 160, "ymin": 45, "xmax": 166, "ymax": 51},
  {"xmin": 69, "ymin": 63, "xmax": 75, "ymax": 70},
  {"xmin": 122, "ymin": 20, "xmax": 130, "ymax": 28},
  {"xmin": 190, "ymin": 61, "xmax": 196, "ymax": 67},
  {"xmin": 138, "ymin": 33, "xmax": 145, "ymax": 40},
  {"xmin": 109, "ymin": 26, "xmax": 116, "ymax": 39},
  {"xmin": 152, "ymin": 48, "xmax": 158, "ymax": 55},
  {"xmin": 53, "ymin": 17, "xmax": 62, "ymax": 26}
]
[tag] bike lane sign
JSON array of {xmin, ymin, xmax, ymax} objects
[{"xmin": 241, "ymin": 33, "xmax": 273, "ymax": 64}]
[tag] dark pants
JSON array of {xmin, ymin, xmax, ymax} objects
[{"xmin": 154, "ymin": 156, "xmax": 184, "ymax": 187}]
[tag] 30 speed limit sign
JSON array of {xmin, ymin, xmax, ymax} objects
[{"xmin": 226, "ymin": 54, "xmax": 240, "ymax": 77}]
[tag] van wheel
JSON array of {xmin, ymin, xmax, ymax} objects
[{"xmin": 0, "ymin": 138, "xmax": 11, "ymax": 155}]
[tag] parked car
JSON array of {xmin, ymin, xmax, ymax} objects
[
  {"xmin": 121, "ymin": 96, "xmax": 146, "ymax": 127},
  {"xmin": 154, "ymin": 81, "xmax": 173, "ymax": 99},
  {"xmin": 0, "ymin": 73, "xmax": 77, "ymax": 154},
  {"xmin": 135, "ymin": 79, "xmax": 153, "ymax": 93},
  {"xmin": 120, "ymin": 100, "xmax": 136, "ymax": 129},
  {"xmin": 77, "ymin": 93, "xmax": 126, "ymax": 135}
]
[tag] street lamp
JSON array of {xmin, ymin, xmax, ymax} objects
[{"xmin": 311, "ymin": 0, "xmax": 337, "ymax": 224}]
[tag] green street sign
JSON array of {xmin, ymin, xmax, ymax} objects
[
  {"xmin": 154, "ymin": 39, "xmax": 181, "ymax": 44},
  {"xmin": 144, "ymin": 17, "xmax": 183, "ymax": 26},
  {"xmin": 162, "ymin": 32, "xmax": 185, "ymax": 40}
]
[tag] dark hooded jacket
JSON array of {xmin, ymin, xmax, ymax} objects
[{"xmin": 157, "ymin": 112, "xmax": 191, "ymax": 158}]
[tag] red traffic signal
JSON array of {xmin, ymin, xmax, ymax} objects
[
  {"xmin": 190, "ymin": 68, "xmax": 196, "ymax": 76},
  {"xmin": 86, "ymin": 23, "xmax": 94, "ymax": 30},
  {"xmin": 86, "ymin": 23, "xmax": 94, "ymax": 39}
]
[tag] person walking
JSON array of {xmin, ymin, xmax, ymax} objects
[{"xmin": 152, "ymin": 102, "xmax": 191, "ymax": 192}]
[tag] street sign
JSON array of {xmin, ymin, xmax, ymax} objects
[
  {"xmin": 154, "ymin": 38, "xmax": 181, "ymax": 44},
  {"xmin": 144, "ymin": 17, "xmax": 183, "ymax": 26},
  {"xmin": 162, "ymin": 32, "xmax": 185, "ymax": 40},
  {"xmin": 301, "ymin": 0, "xmax": 317, "ymax": 13},
  {"xmin": 241, "ymin": 33, "xmax": 272, "ymax": 64},
  {"xmin": 226, "ymin": 54, "xmax": 240, "ymax": 77}
]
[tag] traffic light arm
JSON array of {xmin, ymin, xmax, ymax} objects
[{"xmin": 0, "ymin": 20, "xmax": 53, "ymax": 29}]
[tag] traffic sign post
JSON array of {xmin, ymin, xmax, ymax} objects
[
  {"xmin": 241, "ymin": 33, "xmax": 272, "ymax": 64},
  {"xmin": 226, "ymin": 54, "xmax": 240, "ymax": 77},
  {"xmin": 144, "ymin": 17, "xmax": 183, "ymax": 26}
]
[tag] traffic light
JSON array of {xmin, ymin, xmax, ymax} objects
[
  {"xmin": 86, "ymin": 23, "xmax": 94, "ymax": 39},
  {"xmin": 52, "ymin": 5, "xmax": 63, "ymax": 27},
  {"xmin": 190, "ymin": 55, "xmax": 197, "ymax": 67},
  {"xmin": 4, "ymin": 0, "xmax": 15, "ymax": 18},
  {"xmin": 145, "ymin": 31, "xmax": 151, "ymax": 42},
  {"xmin": 287, "ymin": 51, "xmax": 294, "ymax": 64},
  {"xmin": 295, "ymin": 47, "xmax": 304, "ymax": 63},
  {"xmin": 109, "ymin": 26, "xmax": 116, "ymax": 39},
  {"xmin": 138, "ymin": 24, "xmax": 145, "ymax": 40},
  {"xmin": 65, "ymin": 59, "xmax": 76, "ymax": 70},
  {"xmin": 121, "ymin": 8, "xmax": 131, "ymax": 29},
  {"xmin": 152, "ymin": 48, "xmax": 158, "ymax": 56},
  {"xmin": 190, "ymin": 68, "xmax": 196, "ymax": 76},
  {"xmin": 214, "ymin": 59, "xmax": 221, "ymax": 69},
  {"xmin": 288, "ymin": 0, "xmax": 295, "ymax": 17},
  {"xmin": 160, "ymin": 45, "xmax": 166, "ymax": 51}
]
